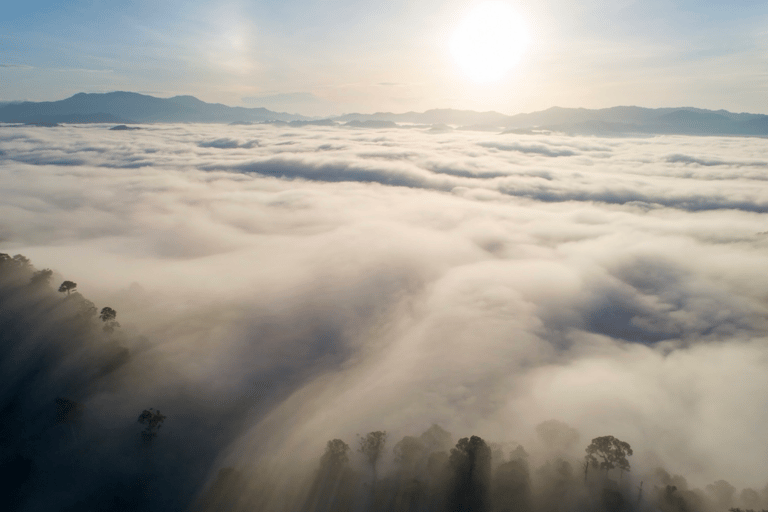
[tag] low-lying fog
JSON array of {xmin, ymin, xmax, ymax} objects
[{"xmin": 1, "ymin": 122, "xmax": 767, "ymax": 511}]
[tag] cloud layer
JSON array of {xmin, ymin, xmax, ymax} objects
[{"xmin": 1, "ymin": 122, "xmax": 768, "ymax": 496}]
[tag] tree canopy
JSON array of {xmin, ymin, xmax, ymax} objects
[
  {"xmin": 58, "ymin": 280, "xmax": 77, "ymax": 295},
  {"xmin": 585, "ymin": 435, "xmax": 633, "ymax": 475},
  {"xmin": 320, "ymin": 438, "xmax": 351, "ymax": 470},
  {"xmin": 359, "ymin": 430, "xmax": 387, "ymax": 480},
  {"xmin": 138, "ymin": 408, "xmax": 166, "ymax": 444}
]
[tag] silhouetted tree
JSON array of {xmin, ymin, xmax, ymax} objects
[
  {"xmin": 29, "ymin": 268, "xmax": 53, "ymax": 287},
  {"xmin": 658, "ymin": 485, "xmax": 688, "ymax": 512},
  {"xmin": 359, "ymin": 430, "xmax": 387, "ymax": 483},
  {"xmin": 99, "ymin": 306, "xmax": 117, "ymax": 322},
  {"xmin": 321, "ymin": 438, "xmax": 351, "ymax": 470},
  {"xmin": 138, "ymin": 408, "xmax": 166, "ymax": 445},
  {"xmin": 58, "ymin": 280, "xmax": 77, "ymax": 295},
  {"xmin": 304, "ymin": 439, "xmax": 355, "ymax": 512},
  {"xmin": 447, "ymin": 435, "xmax": 492, "ymax": 512},
  {"xmin": 99, "ymin": 306, "xmax": 120, "ymax": 333},
  {"xmin": 585, "ymin": 436, "xmax": 632, "ymax": 481},
  {"xmin": 12, "ymin": 254, "xmax": 30, "ymax": 267},
  {"xmin": 493, "ymin": 456, "xmax": 531, "ymax": 512}
]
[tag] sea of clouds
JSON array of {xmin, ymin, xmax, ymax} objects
[{"xmin": 1, "ymin": 122, "xmax": 767, "ymax": 494}]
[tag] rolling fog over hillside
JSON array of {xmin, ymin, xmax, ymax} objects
[{"xmin": 1, "ymin": 122, "xmax": 768, "ymax": 511}]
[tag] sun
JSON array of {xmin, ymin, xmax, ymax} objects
[{"xmin": 450, "ymin": 1, "xmax": 529, "ymax": 83}]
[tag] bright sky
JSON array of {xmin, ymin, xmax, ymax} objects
[{"xmin": 2, "ymin": 0, "xmax": 767, "ymax": 116}]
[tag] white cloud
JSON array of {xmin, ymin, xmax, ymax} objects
[{"xmin": 2, "ymin": 123, "xmax": 768, "ymax": 494}]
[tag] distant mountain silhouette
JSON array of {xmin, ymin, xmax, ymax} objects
[
  {"xmin": 0, "ymin": 91, "xmax": 310, "ymax": 124},
  {"xmin": 2, "ymin": 92, "xmax": 767, "ymax": 135},
  {"xmin": 334, "ymin": 105, "xmax": 768, "ymax": 136}
]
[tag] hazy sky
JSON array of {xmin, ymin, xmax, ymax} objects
[{"xmin": 3, "ymin": 0, "xmax": 768, "ymax": 115}]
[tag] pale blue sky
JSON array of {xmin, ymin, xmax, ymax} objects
[{"xmin": 2, "ymin": 0, "xmax": 767, "ymax": 115}]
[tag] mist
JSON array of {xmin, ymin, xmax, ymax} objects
[{"xmin": 1, "ymin": 122, "xmax": 767, "ymax": 511}]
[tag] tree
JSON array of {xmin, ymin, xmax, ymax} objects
[
  {"xmin": 12, "ymin": 254, "xmax": 30, "ymax": 267},
  {"xmin": 359, "ymin": 430, "xmax": 387, "ymax": 482},
  {"xmin": 493, "ymin": 457, "xmax": 531, "ymax": 512},
  {"xmin": 29, "ymin": 269, "xmax": 53, "ymax": 287},
  {"xmin": 99, "ymin": 307, "xmax": 120, "ymax": 333},
  {"xmin": 138, "ymin": 408, "xmax": 166, "ymax": 445},
  {"xmin": 585, "ymin": 435, "xmax": 633, "ymax": 481},
  {"xmin": 58, "ymin": 281, "xmax": 77, "ymax": 296},
  {"xmin": 320, "ymin": 439, "xmax": 351, "ymax": 470},
  {"xmin": 448, "ymin": 436, "xmax": 492, "ymax": 512},
  {"xmin": 99, "ymin": 307, "xmax": 117, "ymax": 322}
]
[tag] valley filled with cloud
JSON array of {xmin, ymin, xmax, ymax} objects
[{"xmin": 1, "ymin": 122, "xmax": 767, "ymax": 511}]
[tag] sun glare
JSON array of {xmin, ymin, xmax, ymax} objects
[{"xmin": 450, "ymin": 1, "xmax": 529, "ymax": 83}]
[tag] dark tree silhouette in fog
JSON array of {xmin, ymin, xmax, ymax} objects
[
  {"xmin": 99, "ymin": 306, "xmax": 120, "ymax": 333},
  {"xmin": 99, "ymin": 306, "xmax": 117, "ymax": 322},
  {"xmin": 58, "ymin": 280, "xmax": 77, "ymax": 295},
  {"xmin": 322, "ymin": 438, "xmax": 351, "ymax": 469},
  {"xmin": 585, "ymin": 435, "xmax": 632, "ymax": 480},
  {"xmin": 447, "ymin": 435, "xmax": 492, "ymax": 512},
  {"xmin": 30, "ymin": 268, "xmax": 53, "ymax": 287},
  {"xmin": 303, "ymin": 439, "xmax": 357, "ymax": 512},
  {"xmin": 493, "ymin": 453, "xmax": 531, "ymax": 512},
  {"xmin": 138, "ymin": 408, "xmax": 166, "ymax": 444},
  {"xmin": 359, "ymin": 430, "xmax": 387, "ymax": 482},
  {"xmin": 12, "ymin": 254, "xmax": 30, "ymax": 267}
]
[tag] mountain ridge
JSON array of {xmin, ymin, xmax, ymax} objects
[
  {"xmin": 2, "ymin": 92, "xmax": 767, "ymax": 136},
  {"xmin": 0, "ymin": 91, "xmax": 311, "ymax": 124}
]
